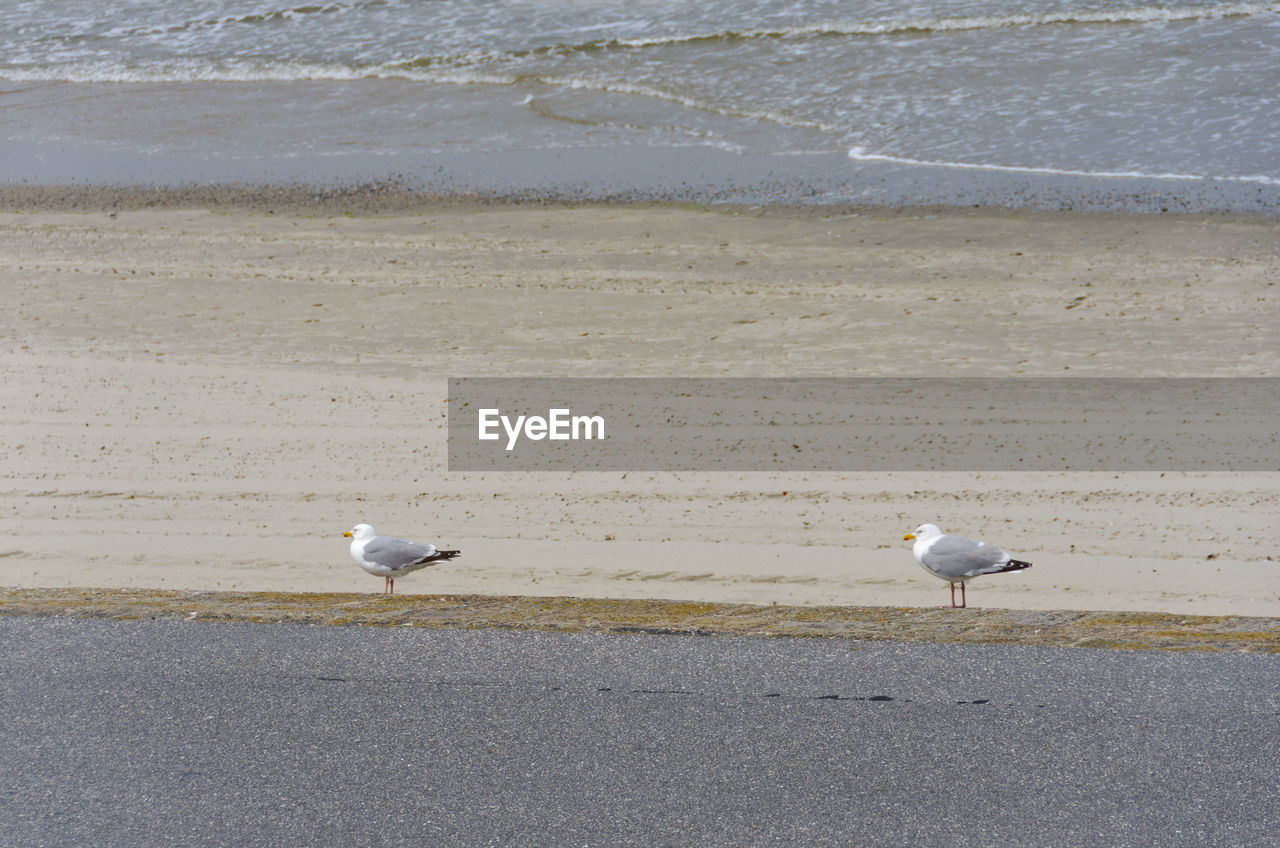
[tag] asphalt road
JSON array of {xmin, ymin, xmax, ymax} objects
[{"xmin": 1, "ymin": 617, "xmax": 1276, "ymax": 847}]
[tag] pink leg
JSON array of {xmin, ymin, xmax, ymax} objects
[
  {"xmin": 949, "ymin": 583, "xmax": 957, "ymax": 607},
  {"xmin": 959, "ymin": 582, "xmax": 966, "ymax": 608},
  {"xmin": 389, "ymin": 577, "xmax": 395, "ymax": 595}
]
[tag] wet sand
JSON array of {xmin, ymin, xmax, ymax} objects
[{"xmin": 2, "ymin": 191, "xmax": 1277, "ymax": 617}]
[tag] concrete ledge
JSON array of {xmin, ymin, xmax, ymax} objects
[{"xmin": 3, "ymin": 587, "xmax": 1277, "ymax": 652}]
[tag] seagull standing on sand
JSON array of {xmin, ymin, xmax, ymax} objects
[
  {"xmin": 344, "ymin": 523, "xmax": 461, "ymax": 594},
  {"xmin": 903, "ymin": 523, "xmax": 1031, "ymax": 609}
]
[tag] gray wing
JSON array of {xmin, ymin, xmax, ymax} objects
[
  {"xmin": 362, "ymin": 536, "xmax": 438, "ymax": 570},
  {"xmin": 921, "ymin": 535, "xmax": 1011, "ymax": 579}
]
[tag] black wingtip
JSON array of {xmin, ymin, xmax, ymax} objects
[{"xmin": 1004, "ymin": 559, "xmax": 1033, "ymax": 571}]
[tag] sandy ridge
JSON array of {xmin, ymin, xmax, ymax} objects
[{"xmin": 2, "ymin": 587, "xmax": 1276, "ymax": 653}]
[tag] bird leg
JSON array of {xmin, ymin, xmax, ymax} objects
[
  {"xmin": 384, "ymin": 576, "xmax": 395, "ymax": 594},
  {"xmin": 947, "ymin": 582, "xmax": 968, "ymax": 609}
]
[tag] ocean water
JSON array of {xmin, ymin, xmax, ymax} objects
[{"xmin": 2, "ymin": 0, "xmax": 1278, "ymax": 211}]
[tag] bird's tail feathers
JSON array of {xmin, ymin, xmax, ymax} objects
[{"xmin": 411, "ymin": 549, "xmax": 462, "ymax": 566}]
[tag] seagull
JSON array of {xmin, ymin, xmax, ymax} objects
[
  {"xmin": 903, "ymin": 523, "xmax": 1031, "ymax": 609},
  {"xmin": 344, "ymin": 523, "xmax": 461, "ymax": 594}
]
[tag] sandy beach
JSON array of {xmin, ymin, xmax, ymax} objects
[{"xmin": 2, "ymin": 194, "xmax": 1277, "ymax": 616}]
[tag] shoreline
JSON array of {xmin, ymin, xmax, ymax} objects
[
  {"xmin": 5, "ymin": 140, "xmax": 1280, "ymax": 219},
  {"xmin": 3, "ymin": 181, "xmax": 1280, "ymax": 221},
  {"xmin": 3, "ymin": 587, "xmax": 1277, "ymax": 653}
]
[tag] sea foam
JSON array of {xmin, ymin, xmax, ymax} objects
[{"xmin": 847, "ymin": 147, "xmax": 1280, "ymax": 186}]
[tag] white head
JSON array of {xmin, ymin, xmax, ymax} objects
[
  {"xmin": 903, "ymin": 523, "xmax": 943, "ymax": 542},
  {"xmin": 343, "ymin": 523, "xmax": 376, "ymax": 541}
]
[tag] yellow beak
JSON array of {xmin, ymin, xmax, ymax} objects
[
  {"xmin": 903, "ymin": 533, "xmax": 916, "ymax": 541},
  {"xmin": 343, "ymin": 531, "xmax": 353, "ymax": 538}
]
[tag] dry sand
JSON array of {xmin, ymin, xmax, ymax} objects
[{"xmin": 2, "ymin": 197, "xmax": 1277, "ymax": 617}]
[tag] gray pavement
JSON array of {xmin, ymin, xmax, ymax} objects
[{"xmin": 1, "ymin": 617, "xmax": 1277, "ymax": 847}]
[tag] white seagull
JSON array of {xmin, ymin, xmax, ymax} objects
[
  {"xmin": 903, "ymin": 523, "xmax": 1032, "ymax": 609},
  {"xmin": 344, "ymin": 523, "xmax": 461, "ymax": 594}
]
